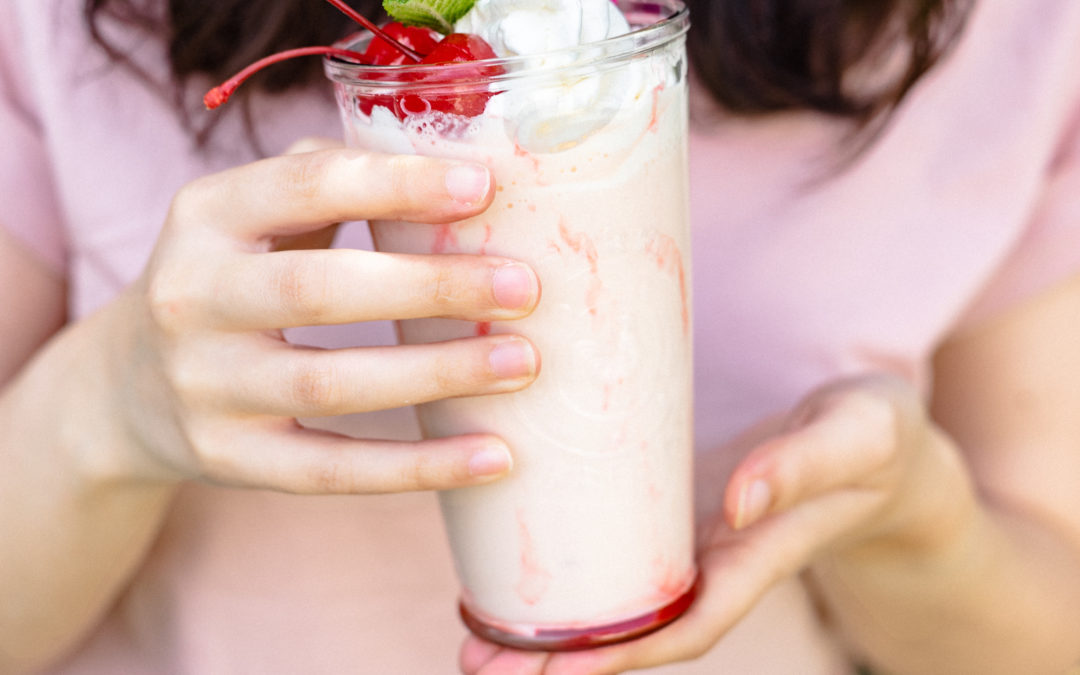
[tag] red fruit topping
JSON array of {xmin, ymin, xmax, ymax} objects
[
  {"xmin": 363, "ymin": 22, "xmax": 441, "ymax": 66},
  {"xmin": 356, "ymin": 22, "xmax": 442, "ymax": 116},
  {"xmin": 203, "ymin": 3, "xmax": 502, "ymax": 121},
  {"xmin": 205, "ymin": 0, "xmax": 422, "ymax": 109},
  {"xmin": 425, "ymin": 32, "xmax": 498, "ymax": 64},
  {"xmin": 392, "ymin": 33, "xmax": 501, "ymax": 118}
]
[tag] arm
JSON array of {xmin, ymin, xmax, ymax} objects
[
  {"xmin": 816, "ymin": 272, "xmax": 1080, "ymax": 673},
  {"xmin": 0, "ymin": 229, "xmax": 66, "ymax": 382},
  {"xmin": 0, "ymin": 266, "xmax": 178, "ymax": 671},
  {"xmin": 0, "ymin": 145, "xmax": 540, "ymax": 673},
  {"xmin": 0, "ymin": 229, "xmax": 157, "ymax": 673}
]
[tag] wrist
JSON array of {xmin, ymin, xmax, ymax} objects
[{"xmin": 21, "ymin": 295, "xmax": 184, "ymax": 492}]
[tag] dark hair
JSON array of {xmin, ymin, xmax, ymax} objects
[
  {"xmin": 85, "ymin": 0, "xmax": 969, "ymax": 137},
  {"xmin": 85, "ymin": 0, "xmax": 371, "ymax": 89},
  {"xmin": 685, "ymin": 0, "xmax": 970, "ymax": 129},
  {"xmin": 84, "ymin": 0, "xmax": 374, "ymax": 145}
]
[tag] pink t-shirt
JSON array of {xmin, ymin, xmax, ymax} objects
[{"xmin": 3, "ymin": 1, "xmax": 1080, "ymax": 672}]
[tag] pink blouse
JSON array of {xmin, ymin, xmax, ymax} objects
[{"xmin": 3, "ymin": 1, "xmax": 1079, "ymax": 672}]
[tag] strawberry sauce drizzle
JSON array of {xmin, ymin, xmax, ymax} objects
[
  {"xmin": 557, "ymin": 220, "xmax": 602, "ymax": 317},
  {"xmin": 646, "ymin": 234, "xmax": 689, "ymax": 336},
  {"xmin": 431, "ymin": 223, "xmax": 459, "ymax": 253},
  {"xmin": 646, "ymin": 83, "xmax": 666, "ymax": 133},
  {"xmin": 515, "ymin": 509, "xmax": 552, "ymax": 606},
  {"xmin": 480, "ymin": 223, "xmax": 493, "ymax": 253}
]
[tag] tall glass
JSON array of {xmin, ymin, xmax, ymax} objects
[{"xmin": 326, "ymin": 1, "xmax": 695, "ymax": 650}]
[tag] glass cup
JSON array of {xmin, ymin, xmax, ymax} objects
[{"xmin": 326, "ymin": 0, "xmax": 695, "ymax": 650}]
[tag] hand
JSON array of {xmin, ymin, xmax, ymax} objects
[
  {"xmin": 459, "ymin": 374, "xmax": 974, "ymax": 674},
  {"xmin": 95, "ymin": 140, "xmax": 541, "ymax": 494}
]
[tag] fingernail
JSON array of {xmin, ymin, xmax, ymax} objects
[
  {"xmin": 735, "ymin": 479, "xmax": 772, "ymax": 530},
  {"xmin": 492, "ymin": 264, "xmax": 536, "ymax": 310},
  {"xmin": 445, "ymin": 164, "xmax": 491, "ymax": 205},
  {"xmin": 469, "ymin": 446, "xmax": 513, "ymax": 477},
  {"xmin": 489, "ymin": 339, "xmax": 535, "ymax": 379}
]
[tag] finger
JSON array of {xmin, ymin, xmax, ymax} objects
[
  {"xmin": 196, "ymin": 425, "xmax": 515, "ymax": 494},
  {"xmin": 272, "ymin": 138, "xmax": 347, "ymax": 251},
  {"xmin": 202, "ymin": 336, "xmax": 540, "ymax": 418},
  {"xmin": 541, "ymin": 589, "xmax": 720, "ymax": 675},
  {"xmin": 724, "ymin": 379, "xmax": 910, "ymax": 530},
  {"xmin": 462, "ymin": 641, "xmax": 553, "ymax": 675},
  {"xmin": 205, "ymin": 249, "xmax": 540, "ymax": 329},
  {"xmin": 172, "ymin": 149, "xmax": 494, "ymax": 242},
  {"xmin": 460, "ymin": 637, "xmax": 502, "ymax": 673},
  {"xmin": 469, "ymin": 648, "xmax": 549, "ymax": 675}
]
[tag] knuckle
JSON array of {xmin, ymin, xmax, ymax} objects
[
  {"xmin": 281, "ymin": 151, "xmax": 333, "ymax": 203},
  {"xmin": 430, "ymin": 264, "xmax": 463, "ymax": 310},
  {"xmin": 289, "ymin": 360, "xmax": 339, "ymax": 411},
  {"xmin": 430, "ymin": 353, "xmax": 472, "ymax": 396},
  {"xmin": 308, "ymin": 457, "xmax": 350, "ymax": 493},
  {"xmin": 185, "ymin": 423, "xmax": 231, "ymax": 478},
  {"xmin": 166, "ymin": 350, "xmax": 211, "ymax": 402},
  {"xmin": 400, "ymin": 452, "xmax": 441, "ymax": 491},
  {"xmin": 145, "ymin": 271, "xmax": 198, "ymax": 333},
  {"xmin": 274, "ymin": 258, "xmax": 331, "ymax": 320},
  {"xmin": 385, "ymin": 155, "xmax": 418, "ymax": 200},
  {"xmin": 842, "ymin": 389, "xmax": 900, "ymax": 463},
  {"xmin": 767, "ymin": 444, "xmax": 803, "ymax": 495},
  {"xmin": 382, "ymin": 155, "xmax": 437, "ymax": 216},
  {"xmin": 168, "ymin": 178, "xmax": 214, "ymax": 224}
]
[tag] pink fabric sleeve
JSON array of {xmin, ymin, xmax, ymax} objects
[
  {"xmin": 960, "ymin": 100, "xmax": 1080, "ymax": 327},
  {"xmin": 0, "ymin": 4, "xmax": 68, "ymax": 273}
]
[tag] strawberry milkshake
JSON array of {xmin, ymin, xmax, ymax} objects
[{"xmin": 324, "ymin": 0, "xmax": 695, "ymax": 650}]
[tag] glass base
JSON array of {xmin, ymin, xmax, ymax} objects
[{"xmin": 459, "ymin": 573, "xmax": 701, "ymax": 652}]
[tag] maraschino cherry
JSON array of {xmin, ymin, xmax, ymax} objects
[
  {"xmin": 364, "ymin": 21, "xmax": 442, "ymax": 66},
  {"xmin": 396, "ymin": 33, "xmax": 499, "ymax": 118},
  {"xmin": 204, "ymin": 0, "xmax": 499, "ymax": 120}
]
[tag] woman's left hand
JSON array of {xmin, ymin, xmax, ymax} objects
[{"xmin": 460, "ymin": 373, "xmax": 975, "ymax": 674}]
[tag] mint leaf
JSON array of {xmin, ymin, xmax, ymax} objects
[{"xmin": 383, "ymin": 0, "xmax": 477, "ymax": 35}]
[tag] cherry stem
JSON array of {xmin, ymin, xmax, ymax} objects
[
  {"xmin": 205, "ymin": 1, "xmax": 427, "ymax": 110},
  {"xmin": 323, "ymin": 0, "xmax": 423, "ymax": 62},
  {"xmin": 203, "ymin": 46, "xmax": 368, "ymax": 109}
]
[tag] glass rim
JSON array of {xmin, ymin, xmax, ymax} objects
[{"xmin": 323, "ymin": 0, "xmax": 688, "ymax": 85}]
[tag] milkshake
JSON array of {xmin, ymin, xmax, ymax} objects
[{"xmin": 325, "ymin": 0, "xmax": 695, "ymax": 650}]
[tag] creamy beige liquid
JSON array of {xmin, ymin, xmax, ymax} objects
[{"xmin": 340, "ymin": 45, "xmax": 694, "ymax": 635}]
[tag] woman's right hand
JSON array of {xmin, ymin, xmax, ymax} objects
[{"xmin": 103, "ymin": 142, "xmax": 540, "ymax": 494}]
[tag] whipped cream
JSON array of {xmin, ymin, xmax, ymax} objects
[
  {"xmin": 455, "ymin": 0, "xmax": 641, "ymax": 153},
  {"xmin": 455, "ymin": 0, "xmax": 630, "ymax": 58}
]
